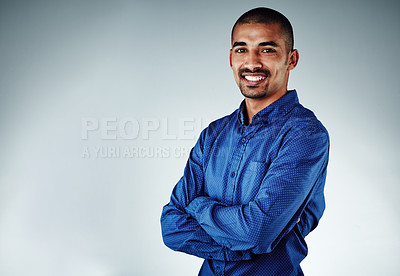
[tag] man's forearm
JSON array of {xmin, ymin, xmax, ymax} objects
[{"xmin": 161, "ymin": 202, "xmax": 253, "ymax": 261}]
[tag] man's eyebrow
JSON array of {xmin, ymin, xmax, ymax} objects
[
  {"xmin": 259, "ymin": 41, "xmax": 278, "ymax": 47},
  {"xmin": 232, "ymin": 42, "xmax": 246, "ymax": 48},
  {"xmin": 232, "ymin": 41, "xmax": 279, "ymax": 48}
]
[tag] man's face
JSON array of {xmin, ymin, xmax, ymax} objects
[{"xmin": 230, "ymin": 23, "xmax": 297, "ymax": 100}]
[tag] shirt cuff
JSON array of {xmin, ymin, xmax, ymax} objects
[{"xmin": 185, "ymin": 196, "xmax": 210, "ymax": 219}]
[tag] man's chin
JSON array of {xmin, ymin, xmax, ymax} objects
[{"xmin": 240, "ymin": 89, "xmax": 268, "ymax": 99}]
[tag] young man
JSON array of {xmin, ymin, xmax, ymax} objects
[{"xmin": 161, "ymin": 7, "xmax": 329, "ymax": 275}]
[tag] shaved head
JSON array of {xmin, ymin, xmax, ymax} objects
[{"xmin": 232, "ymin": 7, "xmax": 294, "ymax": 53}]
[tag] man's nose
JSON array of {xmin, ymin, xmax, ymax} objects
[{"xmin": 244, "ymin": 51, "xmax": 262, "ymax": 71}]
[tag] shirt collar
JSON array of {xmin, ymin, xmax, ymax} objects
[{"xmin": 237, "ymin": 89, "xmax": 299, "ymax": 126}]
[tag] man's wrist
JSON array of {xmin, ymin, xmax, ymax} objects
[{"xmin": 185, "ymin": 196, "xmax": 209, "ymax": 218}]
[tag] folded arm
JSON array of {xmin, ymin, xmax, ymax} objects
[
  {"xmin": 185, "ymin": 129, "xmax": 329, "ymax": 254},
  {"xmin": 160, "ymin": 128, "xmax": 253, "ymax": 261}
]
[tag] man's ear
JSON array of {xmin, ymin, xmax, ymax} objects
[
  {"xmin": 229, "ymin": 49, "xmax": 233, "ymax": 68},
  {"xmin": 288, "ymin": 49, "xmax": 299, "ymax": 71}
]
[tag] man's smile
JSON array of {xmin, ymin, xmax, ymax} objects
[{"xmin": 240, "ymin": 72, "xmax": 268, "ymax": 86}]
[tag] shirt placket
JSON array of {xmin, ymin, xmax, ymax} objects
[{"xmin": 225, "ymin": 122, "xmax": 260, "ymax": 205}]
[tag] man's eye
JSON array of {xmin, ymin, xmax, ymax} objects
[
  {"xmin": 235, "ymin": 49, "xmax": 246, "ymax": 53},
  {"xmin": 262, "ymin": 48, "xmax": 275, "ymax": 53}
]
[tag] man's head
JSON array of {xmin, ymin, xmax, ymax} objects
[
  {"xmin": 231, "ymin": 7, "xmax": 294, "ymax": 54},
  {"xmin": 230, "ymin": 7, "xmax": 298, "ymax": 104}
]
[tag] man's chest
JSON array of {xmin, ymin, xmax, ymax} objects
[{"xmin": 202, "ymin": 124, "xmax": 283, "ymax": 205}]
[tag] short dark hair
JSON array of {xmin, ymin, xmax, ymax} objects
[{"xmin": 231, "ymin": 7, "xmax": 294, "ymax": 53}]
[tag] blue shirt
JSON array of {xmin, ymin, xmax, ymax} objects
[{"xmin": 161, "ymin": 90, "xmax": 330, "ymax": 275}]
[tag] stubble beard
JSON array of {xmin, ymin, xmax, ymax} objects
[
  {"xmin": 237, "ymin": 68, "xmax": 271, "ymax": 99},
  {"xmin": 239, "ymin": 84, "xmax": 269, "ymax": 99}
]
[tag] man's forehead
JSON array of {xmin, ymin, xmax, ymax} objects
[
  {"xmin": 232, "ymin": 23, "xmax": 285, "ymax": 45},
  {"xmin": 233, "ymin": 22, "xmax": 282, "ymax": 37}
]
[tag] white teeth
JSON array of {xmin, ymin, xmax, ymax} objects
[{"xmin": 244, "ymin": 76, "xmax": 265, "ymax": 81}]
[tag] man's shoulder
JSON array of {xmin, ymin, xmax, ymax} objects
[
  {"xmin": 288, "ymin": 103, "xmax": 329, "ymax": 138},
  {"xmin": 204, "ymin": 109, "xmax": 238, "ymax": 135},
  {"xmin": 194, "ymin": 109, "xmax": 237, "ymax": 150}
]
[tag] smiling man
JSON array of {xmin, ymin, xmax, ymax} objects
[{"xmin": 161, "ymin": 7, "xmax": 329, "ymax": 276}]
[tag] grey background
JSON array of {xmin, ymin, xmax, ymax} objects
[{"xmin": 1, "ymin": 0, "xmax": 399, "ymax": 275}]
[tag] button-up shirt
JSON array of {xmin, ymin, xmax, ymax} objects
[{"xmin": 161, "ymin": 90, "xmax": 330, "ymax": 275}]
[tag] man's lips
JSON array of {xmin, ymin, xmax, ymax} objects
[
  {"xmin": 241, "ymin": 73, "xmax": 267, "ymax": 86},
  {"xmin": 243, "ymin": 75, "xmax": 266, "ymax": 81}
]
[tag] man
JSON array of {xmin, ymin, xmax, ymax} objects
[{"xmin": 161, "ymin": 7, "xmax": 329, "ymax": 276}]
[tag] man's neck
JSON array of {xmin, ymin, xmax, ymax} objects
[{"xmin": 244, "ymin": 91, "xmax": 287, "ymax": 125}]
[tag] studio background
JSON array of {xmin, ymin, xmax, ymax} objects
[{"xmin": 0, "ymin": 0, "xmax": 399, "ymax": 275}]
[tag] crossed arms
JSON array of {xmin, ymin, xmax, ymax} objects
[{"xmin": 160, "ymin": 125, "xmax": 329, "ymax": 261}]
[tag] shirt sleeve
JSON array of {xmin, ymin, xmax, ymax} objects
[
  {"xmin": 184, "ymin": 126, "xmax": 330, "ymax": 254},
  {"xmin": 160, "ymin": 128, "xmax": 253, "ymax": 261}
]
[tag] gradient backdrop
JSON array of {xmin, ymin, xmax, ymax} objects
[{"xmin": 0, "ymin": 0, "xmax": 399, "ymax": 275}]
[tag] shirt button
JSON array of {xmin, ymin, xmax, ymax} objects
[
  {"xmin": 241, "ymin": 138, "xmax": 246, "ymax": 143},
  {"xmin": 230, "ymin": 172, "xmax": 235, "ymax": 178}
]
